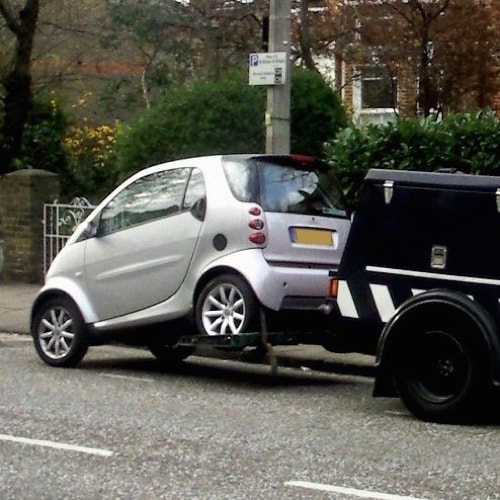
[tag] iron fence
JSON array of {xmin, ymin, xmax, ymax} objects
[{"xmin": 43, "ymin": 197, "xmax": 95, "ymax": 274}]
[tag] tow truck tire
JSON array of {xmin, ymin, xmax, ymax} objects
[{"xmin": 392, "ymin": 316, "xmax": 487, "ymax": 423}]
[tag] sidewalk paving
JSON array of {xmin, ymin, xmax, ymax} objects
[
  {"xmin": 0, "ymin": 282, "xmax": 375, "ymax": 376},
  {"xmin": 0, "ymin": 282, "xmax": 40, "ymax": 334}
]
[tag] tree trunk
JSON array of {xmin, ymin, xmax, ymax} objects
[
  {"xmin": 299, "ymin": 0, "xmax": 317, "ymax": 71},
  {"xmin": 0, "ymin": 0, "xmax": 40, "ymax": 175}
]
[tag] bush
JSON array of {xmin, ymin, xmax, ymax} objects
[
  {"xmin": 325, "ymin": 111, "xmax": 500, "ymax": 210},
  {"xmin": 0, "ymin": 94, "xmax": 120, "ymax": 202},
  {"xmin": 115, "ymin": 71, "xmax": 266, "ymax": 178},
  {"xmin": 291, "ymin": 67, "xmax": 348, "ymax": 157},
  {"xmin": 15, "ymin": 94, "xmax": 69, "ymax": 175},
  {"xmin": 63, "ymin": 122, "xmax": 120, "ymax": 203},
  {"xmin": 115, "ymin": 69, "xmax": 350, "ymax": 179}
]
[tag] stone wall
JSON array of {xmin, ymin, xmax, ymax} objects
[{"xmin": 0, "ymin": 170, "xmax": 59, "ymax": 283}]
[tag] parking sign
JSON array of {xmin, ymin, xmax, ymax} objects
[{"xmin": 248, "ymin": 52, "xmax": 287, "ymax": 86}]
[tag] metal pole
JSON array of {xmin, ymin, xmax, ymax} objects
[{"xmin": 265, "ymin": 0, "xmax": 291, "ymax": 155}]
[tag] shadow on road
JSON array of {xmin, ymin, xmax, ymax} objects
[{"xmin": 79, "ymin": 349, "xmax": 371, "ymax": 389}]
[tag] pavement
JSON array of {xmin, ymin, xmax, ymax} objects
[
  {"xmin": 0, "ymin": 282, "xmax": 375, "ymax": 377},
  {"xmin": 0, "ymin": 282, "xmax": 39, "ymax": 334}
]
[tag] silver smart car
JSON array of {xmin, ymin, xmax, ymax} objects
[{"xmin": 31, "ymin": 154, "xmax": 350, "ymax": 367}]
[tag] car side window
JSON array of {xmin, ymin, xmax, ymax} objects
[
  {"xmin": 98, "ymin": 168, "xmax": 190, "ymax": 236},
  {"xmin": 221, "ymin": 160, "xmax": 257, "ymax": 202},
  {"xmin": 183, "ymin": 168, "xmax": 206, "ymax": 209}
]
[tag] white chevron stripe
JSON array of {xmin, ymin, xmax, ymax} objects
[
  {"xmin": 367, "ymin": 265, "xmax": 500, "ymax": 286},
  {"xmin": 337, "ymin": 280, "xmax": 359, "ymax": 318},
  {"xmin": 369, "ymin": 284, "xmax": 396, "ymax": 322}
]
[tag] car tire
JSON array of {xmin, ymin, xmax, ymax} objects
[
  {"xmin": 148, "ymin": 343, "xmax": 195, "ymax": 364},
  {"xmin": 195, "ymin": 274, "xmax": 258, "ymax": 336},
  {"xmin": 392, "ymin": 317, "xmax": 487, "ymax": 423},
  {"xmin": 32, "ymin": 297, "xmax": 89, "ymax": 368}
]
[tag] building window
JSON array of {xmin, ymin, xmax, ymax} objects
[{"xmin": 360, "ymin": 66, "xmax": 397, "ymax": 109}]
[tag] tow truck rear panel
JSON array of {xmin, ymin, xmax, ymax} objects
[{"xmin": 330, "ymin": 169, "xmax": 500, "ymax": 422}]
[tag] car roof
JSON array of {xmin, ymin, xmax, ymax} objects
[
  {"xmin": 138, "ymin": 154, "xmax": 327, "ymax": 176},
  {"xmin": 140, "ymin": 153, "xmax": 322, "ymax": 172}
]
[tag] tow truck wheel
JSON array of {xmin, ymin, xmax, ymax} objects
[{"xmin": 392, "ymin": 317, "xmax": 487, "ymax": 423}]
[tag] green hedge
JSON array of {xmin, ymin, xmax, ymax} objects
[
  {"xmin": 114, "ymin": 68, "xmax": 348, "ymax": 179},
  {"xmin": 325, "ymin": 111, "xmax": 500, "ymax": 210}
]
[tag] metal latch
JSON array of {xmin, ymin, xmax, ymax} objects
[
  {"xmin": 430, "ymin": 245, "xmax": 447, "ymax": 269},
  {"xmin": 384, "ymin": 180, "xmax": 394, "ymax": 204}
]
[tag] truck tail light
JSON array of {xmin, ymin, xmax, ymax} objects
[{"xmin": 328, "ymin": 278, "xmax": 338, "ymax": 298}]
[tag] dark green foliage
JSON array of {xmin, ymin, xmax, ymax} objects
[
  {"xmin": 114, "ymin": 71, "xmax": 266, "ymax": 178},
  {"xmin": 114, "ymin": 69, "xmax": 350, "ymax": 179},
  {"xmin": 1, "ymin": 95, "xmax": 119, "ymax": 202},
  {"xmin": 291, "ymin": 67, "xmax": 348, "ymax": 157},
  {"xmin": 325, "ymin": 111, "xmax": 500, "ymax": 210},
  {"xmin": 1, "ymin": 94, "xmax": 74, "ymax": 197},
  {"xmin": 17, "ymin": 96, "xmax": 69, "ymax": 175}
]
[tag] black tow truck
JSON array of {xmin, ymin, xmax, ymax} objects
[{"xmin": 325, "ymin": 168, "xmax": 500, "ymax": 423}]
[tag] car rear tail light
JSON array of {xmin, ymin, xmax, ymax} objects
[
  {"xmin": 248, "ymin": 206, "xmax": 261, "ymax": 216},
  {"xmin": 248, "ymin": 219, "xmax": 264, "ymax": 230},
  {"xmin": 248, "ymin": 207, "xmax": 266, "ymax": 245},
  {"xmin": 249, "ymin": 232, "xmax": 266, "ymax": 245}
]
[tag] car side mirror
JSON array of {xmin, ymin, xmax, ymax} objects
[{"xmin": 83, "ymin": 220, "xmax": 99, "ymax": 239}]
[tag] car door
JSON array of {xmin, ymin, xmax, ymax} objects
[{"xmin": 83, "ymin": 167, "xmax": 205, "ymax": 321}]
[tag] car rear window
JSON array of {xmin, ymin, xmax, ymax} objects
[{"xmin": 222, "ymin": 157, "xmax": 348, "ymax": 218}]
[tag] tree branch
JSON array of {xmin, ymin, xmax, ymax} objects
[{"xmin": 0, "ymin": 0, "xmax": 21, "ymax": 35}]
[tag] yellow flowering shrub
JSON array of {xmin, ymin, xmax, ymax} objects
[
  {"xmin": 64, "ymin": 123, "xmax": 116, "ymax": 170},
  {"xmin": 63, "ymin": 122, "xmax": 119, "ymax": 202}
]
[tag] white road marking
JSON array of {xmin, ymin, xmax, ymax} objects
[
  {"xmin": 285, "ymin": 481, "xmax": 430, "ymax": 500},
  {"xmin": 0, "ymin": 433, "xmax": 113, "ymax": 457},
  {"xmin": 102, "ymin": 373, "xmax": 154, "ymax": 383}
]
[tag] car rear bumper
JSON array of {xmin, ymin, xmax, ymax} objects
[{"xmin": 207, "ymin": 249, "xmax": 335, "ymax": 311}]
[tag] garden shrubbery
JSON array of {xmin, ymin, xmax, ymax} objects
[
  {"xmin": 325, "ymin": 110, "xmax": 500, "ymax": 209},
  {"xmin": 4, "ymin": 72, "xmax": 500, "ymax": 210},
  {"xmin": 2, "ymin": 69, "xmax": 348, "ymax": 201},
  {"xmin": 64, "ymin": 122, "xmax": 119, "ymax": 203},
  {"xmin": 15, "ymin": 95, "xmax": 69, "ymax": 175},
  {"xmin": 290, "ymin": 68, "xmax": 348, "ymax": 158},
  {"xmin": 114, "ymin": 68, "xmax": 348, "ymax": 179},
  {"xmin": 114, "ymin": 70, "xmax": 267, "ymax": 179}
]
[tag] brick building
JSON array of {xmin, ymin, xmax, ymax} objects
[{"xmin": 326, "ymin": 0, "xmax": 500, "ymax": 126}]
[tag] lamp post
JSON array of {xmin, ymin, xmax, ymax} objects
[{"xmin": 265, "ymin": 0, "xmax": 291, "ymax": 155}]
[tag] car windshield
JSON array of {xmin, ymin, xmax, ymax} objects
[{"xmin": 222, "ymin": 157, "xmax": 348, "ymax": 218}]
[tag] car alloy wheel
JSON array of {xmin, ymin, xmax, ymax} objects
[
  {"xmin": 195, "ymin": 274, "xmax": 258, "ymax": 336},
  {"xmin": 32, "ymin": 297, "xmax": 88, "ymax": 367}
]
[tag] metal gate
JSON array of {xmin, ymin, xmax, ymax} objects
[{"xmin": 43, "ymin": 197, "xmax": 95, "ymax": 274}]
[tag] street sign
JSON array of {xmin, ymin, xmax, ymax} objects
[{"xmin": 248, "ymin": 52, "xmax": 287, "ymax": 86}]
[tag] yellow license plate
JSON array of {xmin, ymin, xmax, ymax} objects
[{"xmin": 291, "ymin": 227, "xmax": 334, "ymax": 246}]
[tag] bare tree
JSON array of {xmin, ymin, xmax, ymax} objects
[
  {"xmin": 103, "ymin": 0, "xmax": 269, "ymax": 108},
  {"xmin": 327, "ymin": 0, "xmax": 500, "ymax": 117},
  {"xmin": 0, "ymin": 0, "xmax": 40, "ymax": 174}
]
